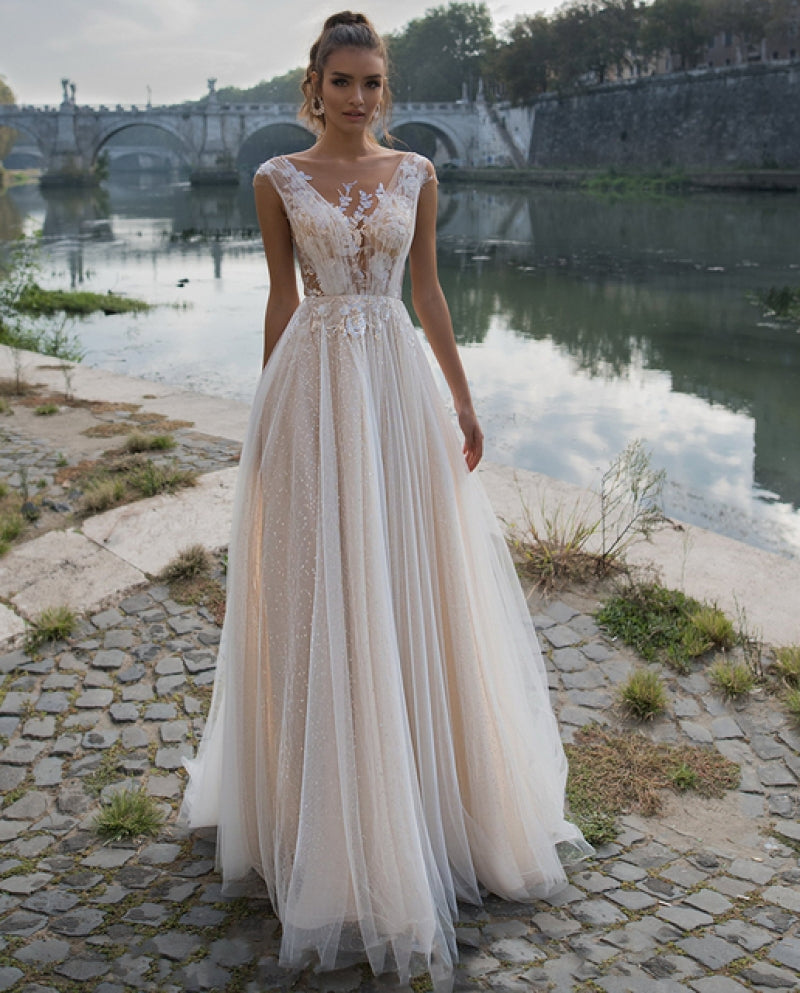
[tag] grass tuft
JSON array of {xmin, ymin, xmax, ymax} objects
[
  {"xmin": 127, "ymin": 461, "xmax": 195, "ymax": 498},
  {"xmin": 82, "ymin": 477, "xmax": 126, "ymax": 514},
  {"xmin": 24, "ymin": 605, "xmax": 77, "ymax": 653},
  {"xmin": 670, "ymin": 762, "xmax": 699, "ymax": 791},
  {"xmin": 123, "ymin": 431, "xmax": 175, "ymax": 453},
  {"xmin": 784, "ymin": 688, "xmax": 800, "ymax": 726},
  {"xmin": 33, "ymin": 403, "xmax": 59, "ymax": 416},
  {"xmin": 774, "ymin": 645, "xmax": 800, "ymax": 687},
  {"xmin": 0, "ymin": 510, "xmax": 24, "ymax": 543},
  {"xmin": 708, "ymin": 658, "xmax": 756, "ymax": 699},
  {"xmin": 619, "ymin": 667, "xmax": 667, "ymax": 720},
  {"xmin": 689, "ymin": 605, "xmax": 736, "ymax": 649},
  {"xmin": 92, "ymin": 786, "xmax": 165, "ymax": 841},
  {"xmin": 160, "ymin": 544, "xmax": 211, "ymax": 583},
  {"xmin": 76, "ymin": 456, "xmax": 196, "ymax": 515}
]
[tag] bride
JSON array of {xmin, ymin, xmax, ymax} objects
[{"xmin": 180, "ymin": 11, "xmax": 591, "ymax": 991}]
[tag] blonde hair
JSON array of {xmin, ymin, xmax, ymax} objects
[{"xmin": 299, "ymin": 11, "xmax": 392, "ymax": 142}]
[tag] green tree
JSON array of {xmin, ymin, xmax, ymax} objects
[
  {"xmin": 641, "ymin": 0, "xmax": 707, "ymax": 68},
  {"xmin": 491, "ymin": 15, "xmax": 555, "ymax": 101},
  {"xmin": 551, "ymin": 0, "xmax": 643, "ymax": 88},
  {"xmin": 0, "ymin": 76, "xmax": 18, "ymax": 179},
  {"xmin": 701, "ymin": 0, "xmax": 772, "ymax": 44},
  {"xmin": 387, "ymin": 2, "xmax": 496, "ymax": 102},
  {"xmin": 216, "ymin": 67, "xmax": 305, "ymax": 105}
]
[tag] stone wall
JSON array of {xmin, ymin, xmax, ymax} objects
[{"xmin": 521, "ymin": 62, "xmax": 800, "ymax": 170}]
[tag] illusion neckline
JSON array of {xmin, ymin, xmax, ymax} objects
[{"xmin": 281, "ymin": 152, "xmax": 411, "ymax": 221}]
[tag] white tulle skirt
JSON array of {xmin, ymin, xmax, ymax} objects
[{"xmin": 180, "ymin": 294, "xmax": 591, "ymax": 990}]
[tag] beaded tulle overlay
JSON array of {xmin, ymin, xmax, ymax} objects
[{"xmin": 179, "ymin": 151, "xmax": 591, "ymax": 991}]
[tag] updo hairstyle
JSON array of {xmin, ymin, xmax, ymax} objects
[{"xmin": 299, "ymin": 11, "xmax": 392, "ymax": 140}]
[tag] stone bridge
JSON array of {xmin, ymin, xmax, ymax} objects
[{"xmin": 0, "ymin": 80, "xmax": 530, "ymax": 186}]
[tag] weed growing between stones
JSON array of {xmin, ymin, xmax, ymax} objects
[
  {"xmin": 23, "ymin": 604, "xmax": 77, "ymax": 654},
  {"xmin": 72, "ymin": 454, "xmax": 197, "ymax": 515},
  {"xmin": 565, "ymin": 725, "xmax": 740, "ymax": 846},
  {"xmin": 774, "ymin": 645, "xmax": 800, "ymax": 687},
  {"xmin": 669, "ymin": 762, "xmax": 699, "ymax": 791},
  {"xmin": 92, "ymin": 786, "xmax": 165, "ymax": 841},
  {"xmin": 83, "ymin": 745, "xmax": 126, "ymax": 795},
  {"xmin": 619, "ymin": 667, "xmax": 667, "ymax": 720},
  {"xmin": 123, "ymin": 431, "xmax": 175, "ymax": 453},
  {"xmin": 159, "ymin": 547, "xmax": 226, "ymax": 626},
  {"xmin": 708, "ymin": 658, "xmax": 756, "ymax": 700},
  {"xmin": 160, "ymin": 545, "xmax": 211, "ymax": 583},
  {"xmin": 0, "ymin": 502, "xmax": 25, "ymax": 555},
  {"xmin": 689, "ymin": 605, "xmax": 735, "ymax": 650},
  {"xmin": 784, "ymin": 688, "xmax": 800, "ymax": 727}
]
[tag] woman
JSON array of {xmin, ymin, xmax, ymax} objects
[{"xmin": 180, "ymin": 11, "xmax": 591, "ymax": 991}]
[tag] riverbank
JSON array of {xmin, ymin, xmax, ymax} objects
[
  {"xmin": 2, "ymin": 344, "xmax": 798, "ymax": 647},
  {"xmin": 440, "ymin": 166, "xmax": 800, "ymax": 193}
]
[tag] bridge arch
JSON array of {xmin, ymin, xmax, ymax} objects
[
  {"xmin": 0, "ymin": 118, "xmax": 48, "ymax": 159},
  {"xmin": 236, "ymin": 122, "xmax": 314, "ymax": 172},
  {"xmin": 91, "ymin": 120, "xmax": 194, "ymax": 169},
  {"xmin": 389, "ymin": 112, "xmax": 465, "ymax": 165}
]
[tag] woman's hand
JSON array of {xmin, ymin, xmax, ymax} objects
[{"xmin": 458, "ymin": 406, "xmax": 484, "ymax": 472}]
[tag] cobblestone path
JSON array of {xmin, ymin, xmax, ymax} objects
[{"xmin": 1, "ymin": 582, "xmax": 798, "ymax": 993}]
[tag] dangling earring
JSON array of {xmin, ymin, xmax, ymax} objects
[{"xmin": 311, "ymin": 95, "xmax": 324, "ymax": 117}]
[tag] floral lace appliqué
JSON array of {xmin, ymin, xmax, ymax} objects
[{"xmin": 337, "ymin": 181, "xmax": 386, "ymax": 228}]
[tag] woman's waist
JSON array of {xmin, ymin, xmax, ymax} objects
[{"xmin": 293, "ymin": 294, "xmax": 408, "ymax": 338}]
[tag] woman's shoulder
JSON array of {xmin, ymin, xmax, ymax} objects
[
  {"xmin": 253, "ymin": 155, "xmax": 286, "ymax": 185},
  {"xmin": 397, "ymin": 150, "xmax": 437, "ymax": 187}
]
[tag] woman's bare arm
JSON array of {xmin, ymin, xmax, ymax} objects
[
  {"xmin": 409, "ymin": 163, "xmax": 483, "ymax": 471},
  {"xmin": 254, "ymin": 174, "xmax": 300, "ymax": 368}
]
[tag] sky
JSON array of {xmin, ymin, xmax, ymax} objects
[{"xmin": 2, "ymin": 0, "xmax": 555, "ymax": 107}]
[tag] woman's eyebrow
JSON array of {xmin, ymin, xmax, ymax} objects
[{"xmin": 329, "ymin": 71, "xmax": 382, "ymax": 80}]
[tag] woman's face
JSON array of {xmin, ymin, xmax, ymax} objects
[{"xmin": 315, "ymin": 46, "xmax": 385, "ymax": 134}]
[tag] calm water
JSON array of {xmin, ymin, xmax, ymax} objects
[{"xmin": 4, "ymin": 176, "xmax": 800, "ymax": 559}]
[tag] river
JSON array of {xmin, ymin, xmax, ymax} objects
[{"xmin": 3, "ymin": 174, "xmax": 800, "ymax": 560}]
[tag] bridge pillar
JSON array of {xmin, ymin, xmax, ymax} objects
[
  {"xmin": 41, "ymin": 81, "xmax": 99, "ymax": 187},
  {"xmin": 190, "ymin": 79, "xmax": 239, "ymax": 186}
]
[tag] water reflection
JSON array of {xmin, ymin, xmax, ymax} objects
[{"xmin": 5, "ymin": 177, "xmax": 800, "ymax": 557}]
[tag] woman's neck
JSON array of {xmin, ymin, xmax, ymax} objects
[{"xmin": 311, "ymin": 132, "xmax": 379, "ymax": 162}]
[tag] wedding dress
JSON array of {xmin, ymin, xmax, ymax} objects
[{"xmin": 180, "ymin": 151, "xmax": 591, "ymax": 990}]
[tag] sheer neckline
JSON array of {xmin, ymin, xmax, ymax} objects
[{"xmin": 282, "ymin": 152, "xmax": 410, "ymax": 225}]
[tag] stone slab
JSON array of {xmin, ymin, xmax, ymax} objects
[
  {"xmin": 0, "ymin": 603, "xmax": 25, "ymax": 645},
  {"xmin": 82, "ymin": 468, "xmax": 237, "ymax": 575},
  {"xmin": 0, "ymin": 529, "xmax": 145, "ymax": 619}
]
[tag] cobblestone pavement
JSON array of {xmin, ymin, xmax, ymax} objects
[
  {"xmin": 1, "ymin": 581, "xmax": 798, "ymax": 993},
  {"xmin": 0, "ymin": 419, "xmax": 240, "ymax": 523}
]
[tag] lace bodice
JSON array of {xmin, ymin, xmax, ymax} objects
[{"xmin": 254, "ymin": 152, "xmax": 434, "ymax": 298}]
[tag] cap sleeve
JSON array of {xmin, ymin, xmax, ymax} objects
[
  {"xmin": 419, "ymin": 155, "xmax": 438, "ymax": 187},
  {"xmin": 253, "ymin": 158, "xmax": 277, "ymax": 188}
]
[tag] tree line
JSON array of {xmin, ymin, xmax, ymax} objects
[{"xmin": 215, "ymin": 0, "xmax": 797, "ymax": 107}]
